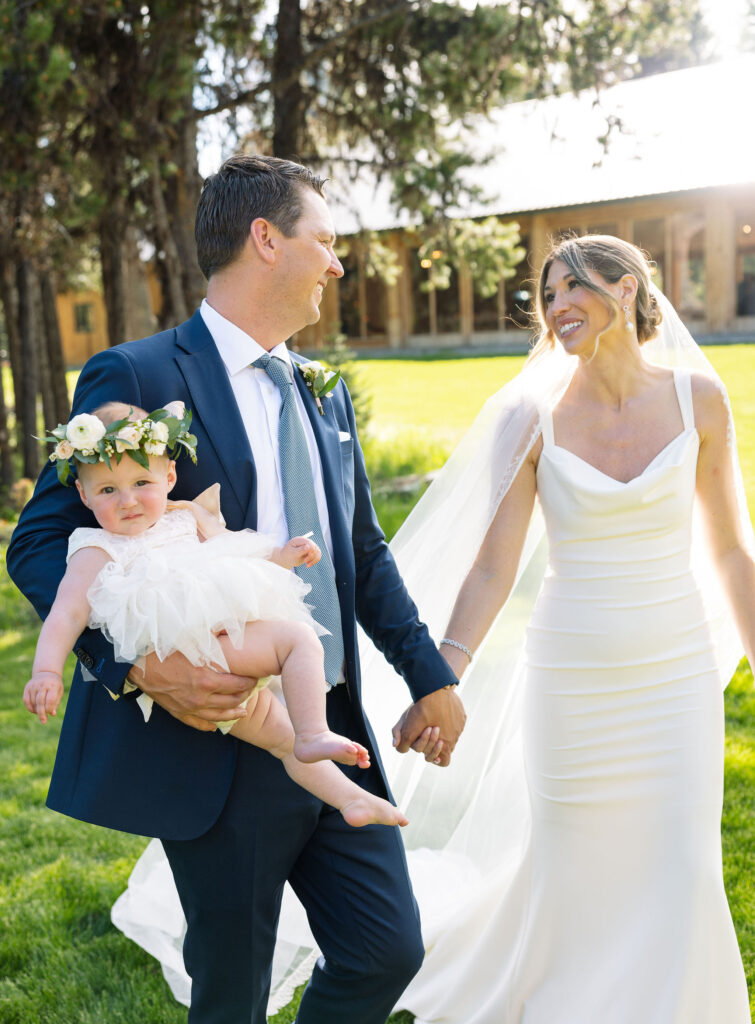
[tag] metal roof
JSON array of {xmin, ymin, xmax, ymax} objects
[{"xmin": 328, "ymin": 55, "xmax": 755, "ymax": 235}]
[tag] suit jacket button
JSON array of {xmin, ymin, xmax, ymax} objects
[{"xmin": 75, "ymin": 648, "xmax": 94, "ymax": 669}]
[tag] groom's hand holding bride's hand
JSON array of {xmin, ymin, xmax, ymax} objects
[
  {"xmin": 127, "ymin": 651, "xmax": 255, "ymax": 732},
  {"xmin": 391, "ymin": 686, "xmax": 466, "ymax": 767}
]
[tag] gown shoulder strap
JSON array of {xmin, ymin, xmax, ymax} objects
[{"xmin": 673, "ymin": 367, "xmax": 695, "ymax": 431}]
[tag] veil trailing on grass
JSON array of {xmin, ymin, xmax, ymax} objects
[{"xmin": 111, "ymin": 288, "xmax": 752, "ymax": 1016}]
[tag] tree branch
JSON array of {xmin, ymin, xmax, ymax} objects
[{"xmin": 192, "ymin": 0, "xmax": 420, "ymax": 122}]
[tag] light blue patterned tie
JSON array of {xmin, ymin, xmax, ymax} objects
[{"xmin": 254, "ymin": 353, "xmax": 344, "ymax": 686}]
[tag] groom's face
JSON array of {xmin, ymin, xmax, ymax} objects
[{"xmin": 274, "ymin": 187, "xmax": 344, "ymax": 329}]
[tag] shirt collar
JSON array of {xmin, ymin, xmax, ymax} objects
[{"xmin": 200, "ymin": 298, "xmax": 291, "ymax": 376}]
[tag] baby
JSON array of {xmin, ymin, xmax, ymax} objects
[{"xmin": 24, "ymin": 401, "xmax": 407, "ymax": 829}]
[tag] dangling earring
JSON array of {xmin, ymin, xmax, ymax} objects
[{"xmin": 622, "ymin": 304, "xmax": 633, "ymax": 331}]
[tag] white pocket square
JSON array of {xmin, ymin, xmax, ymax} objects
[{"xmin": 338, "ymin": 431, "xmax": 352, "ymax": 442}]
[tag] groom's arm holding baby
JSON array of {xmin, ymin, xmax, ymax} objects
[
  {"xmin": 8, "ymin": 345, "xmax": 255, "ymax": 732},
  {"xmin": 344, "ymin": 392, "xmax": 466, "ymax": 767}
]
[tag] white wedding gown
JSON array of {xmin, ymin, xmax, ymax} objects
[{"xmin": 399, "ymin": 368, "xmax": 751, "ymax": 1022}]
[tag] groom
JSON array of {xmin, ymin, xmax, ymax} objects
[{"xmin": 7, "ymin": 154, "xmax": 465, "ymax": 1023}]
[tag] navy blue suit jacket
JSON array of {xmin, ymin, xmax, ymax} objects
[{"xmin": 7, "ymin": 311, "xmax": 457, "ymax": 840}]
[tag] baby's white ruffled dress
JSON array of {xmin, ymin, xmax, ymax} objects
[{"xmin": 67, "ymin": 509, "xmax": 321, "ymax": 724}]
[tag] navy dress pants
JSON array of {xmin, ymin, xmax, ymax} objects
[{"xmin": 162, "ymin": 684, "xmax": 424, "ymax": 1023}]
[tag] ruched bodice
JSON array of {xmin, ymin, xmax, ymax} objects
[
  {"xmin": 536, "ymin": 368, "xmax": 698, "ymax": 576},
  {"xmin": 529, "ymin": 370, "xmax": 712, "ymax": 681},
  {"xmin": 538, "ymin": 430, "xmax": 698, "ymax": 573}
]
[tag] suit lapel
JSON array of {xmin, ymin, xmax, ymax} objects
[{"xmin": 174, "ymin": 312, "xmax": 256, "ymax": 526}]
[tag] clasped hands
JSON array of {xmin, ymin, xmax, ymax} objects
[{"xmin": 391, "ymin": 685, "xmax": 466, "ymax": 767}]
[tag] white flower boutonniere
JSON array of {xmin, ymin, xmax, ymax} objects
[{"xmin": 297, "ymin": 360, "xmax": 341, "ymax": 415}]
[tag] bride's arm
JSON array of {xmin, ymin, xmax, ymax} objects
[
  {"xmin": 439, "ymin": 445, "xmax": 539, "ymax": 678},
  {"xmin": 694, "ymin": 375, "xmax": 755, "ymax": 671}
]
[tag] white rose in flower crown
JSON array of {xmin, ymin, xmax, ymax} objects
[
  {"xmin": 53, "ymin": 440, "xmax": 74, "ymax": 461},
  {"xmin": 114, "ymin": 424, "xmax": 142, "ymax": 452},
  {"xmin": 66, "ymin": 414, "xmax": 106, "ymax": 450},
  {"xmin": 162, "ymin": 401, "xmax": 185, "ymax": 419},
  {"xmin": 148, "ymin": 420, "xmax": 170, "ymax": 443},
  {"xmin": 144, "ymin": 439, "xmax": 167, "ymax": 456}
]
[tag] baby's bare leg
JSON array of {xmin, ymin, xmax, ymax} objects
[
  {"xmin": 229, "ymin": 688, "xmax": 407, "ymax": 828},
  {"xmin": 227, "ymin": 687, "xmax": 292, "ymax": 754},
  {"xmin": 219, "ymin": 622, "xmax": 370, "ymax": 767}
]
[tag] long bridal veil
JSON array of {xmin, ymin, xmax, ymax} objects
[{"xmin": 111, "ymin": 289, "xmax": 752, "ymax": 1016}]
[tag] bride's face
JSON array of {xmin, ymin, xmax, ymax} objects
[{"xmin": 543, "ymin": 259, "xmax": 619, "ymax": 356}]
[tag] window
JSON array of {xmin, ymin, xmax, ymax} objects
[{"xmin": 74, "ymin": 303, "xmax": 94, "ymax": 333}]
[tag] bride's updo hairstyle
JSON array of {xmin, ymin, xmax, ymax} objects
[{"xmin": 533, "ymin": 234, "xmax": 663, "ymax": 354}]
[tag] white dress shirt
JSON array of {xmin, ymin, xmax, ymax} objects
[{"xmin": 200, "ymin": 299, "xmax": 335, "ymax": 562}]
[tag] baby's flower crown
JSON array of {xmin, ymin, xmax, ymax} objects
[{"xmin": 43, "ymin": 401, "xmax": 197, "ymax": 485}]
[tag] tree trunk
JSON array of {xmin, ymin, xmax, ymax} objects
[
  {"xmin": 16, "ymin": 259, "xmax": 39, "ymax": 478},
  {"xmin": 0, "ymin": 255, "xmax": 24, "ymax": 448},
  {"xmin": 33, "ymin": 271, "xmax": 57, "ymax": 435},
  {"xmin": 357, "ymin": 245, "xmax": 369, "ymax": 339},
  {"xmin": 123, "ymin": 226, "xmax": 156, "ymax": 341},
  {"xmin": 152, "ymin": 257, "xmax": 173, "ymax": 332},
  {"xmin": 0, "ymin": 359, "xmax": 14, "ymax": 492},
  {"xmin": 39, "ymin": 269, "xmax": 70, "ymax": 423},
  {"xmin": 100, "ymin": 197, "xmax": 127, "ymax": 348},
  {"xmin": 164, "ymin": 109, "xmax": 206, "ymax": 313},
  {"xmin": 150, "ymin": 163, "xmax": 189, "ymax": 324},
  {"xmin": 272, "ymin": 0, "xmax": 303, "ymax": 159}
]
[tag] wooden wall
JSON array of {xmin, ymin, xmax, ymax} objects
[{"xmin": 56, "ymin": 290, "xmax": 109, "ymax": 365}]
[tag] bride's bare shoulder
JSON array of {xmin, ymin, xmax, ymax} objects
[{"xmin": 689, "ymin": 370, "xmax": 731, "ymax": 438}]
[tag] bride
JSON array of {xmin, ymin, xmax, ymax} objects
[
  {"xmin": 114, "ymin": 235, "xmax": 753, "ymax": 1022},
  {"xmin": 393, "ymin": 234, "xmax": 754, "ymax": 1023}
]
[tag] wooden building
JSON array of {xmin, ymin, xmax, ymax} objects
[
  {"xmin": 58, "ymin": 56, "xmax": 755, "ymax": 362},
  {"xmin": 56, "ymin": 289, "xmax": 110, "ymax": 365},
  {"xmin": 298, "ymin": 55, "xmax": 755, "ymax": 350}
]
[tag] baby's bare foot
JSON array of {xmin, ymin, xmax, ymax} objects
[
  {"xmin": 341, "ymin": 794, "xmax": 409, "ymax": 829},
  {"xmin": 294, "ymin": 731, "xmax": 371, "ymax": 767}
]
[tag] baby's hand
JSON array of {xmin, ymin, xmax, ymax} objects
[
  {"xmin": 24, "ymin": 672, "xmax": 64, "ymax": 724},
  {"xmin": 276, "ymin": 535, "xmax": 322, "ymax": 570},
  {"xmin": 167, "ymin": 498, "xmax": 225, "ymax": 539}
]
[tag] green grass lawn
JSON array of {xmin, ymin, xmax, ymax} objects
[{"xmin": 1, "ymin": 348, "xmax": 754, "ymax": 1022}]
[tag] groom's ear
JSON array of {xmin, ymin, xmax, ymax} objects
[{"xmin": 250, "ymin": 217, "xmax": 277, "ymax": 266}]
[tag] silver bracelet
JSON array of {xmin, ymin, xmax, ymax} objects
[{"xmin": 440, "ymin": 638, "xmax": 473, "ymax": 662}]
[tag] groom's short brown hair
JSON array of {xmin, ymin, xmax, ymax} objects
[{"xmin": 195, "ymin": 155, "xmax": 326, "ymax": 280}]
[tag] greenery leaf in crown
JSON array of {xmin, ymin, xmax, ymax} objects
[{"xmin": 41, "ymin": 401, "xmax": 198, "ymax": 486}]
